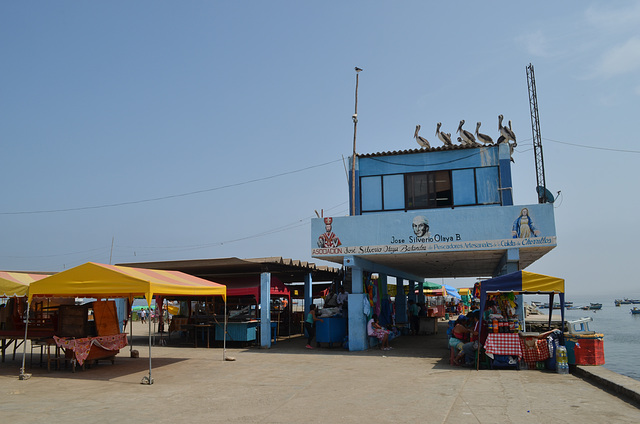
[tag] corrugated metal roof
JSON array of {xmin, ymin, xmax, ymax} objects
[
  {"xmin": 119, "ymin": 257, "xmax": 341, "ymax": 283},
  {"xmin": 358, "ymin": 143, "xmax": 479, "ymax": 159}
]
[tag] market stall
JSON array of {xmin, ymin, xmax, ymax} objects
[
  {"xmin": 478, "ymin": 270, "xmax": 565, "ymax": 370},
  {"xmin": 221, "ymin": 276, "xmax": 291, "ymax": 342},
  {"xmin": 23, "ymin": 262, "xmax": 227, "ymax": 384},
  {"xmin": 0, "ymin": 271, "xmax": 53, "ymax": 362}
]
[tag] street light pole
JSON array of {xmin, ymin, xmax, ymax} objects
[{"xmin": 351, "ymin": 67, "xmax": 362, "ymax": 216}]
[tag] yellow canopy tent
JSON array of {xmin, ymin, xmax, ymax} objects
[
  {"xmin": 27, "ymin": 262, "xmax": 226, "ymax": 304},
  {"xmin": 0, "ymin": 271, "xmax": 52, "ymax": 298},
  {"xmin": 22, "ymin": 262, "xmax": 227, "ymax": 383}
]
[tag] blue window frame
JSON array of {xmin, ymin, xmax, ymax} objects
[{"xmin": 360, "ymin": 166, "xmax": 499, "ymax": 213}]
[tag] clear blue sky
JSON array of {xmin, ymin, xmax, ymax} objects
[{"xmin": 1, "ymin": 2, "xmax": 639, "ymax": 297}]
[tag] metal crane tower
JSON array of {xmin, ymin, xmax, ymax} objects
[{"xmin": 526, "ymin": 63, "xmax": 548, "ymax": 204}]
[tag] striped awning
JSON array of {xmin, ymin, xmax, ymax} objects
[{"xmin": 0, "ymin": 271, "xmax": 52, "ymax": 297}]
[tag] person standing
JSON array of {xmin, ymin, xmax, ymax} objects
[
  {"xmin": 305, "ymin": 304, "xmax": 323, "ymax": 349},
  {"xmin": 408, "ymin": 300, "xmax": 420, "ymax": 335},
  {"xmin": 337, "ymin": 286, "xmax": 349, "ymax": 312}
]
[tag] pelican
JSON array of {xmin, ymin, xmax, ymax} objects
[
  {"xmin": 475, "ymin": 122, "xmax": 493, "ymax": 145},
  {"xmin": 414, "ymin": 125, "xmax": 430, "ymax": 148},
  {"xmin": 498, "ymin": 114, "xmax": 516, "ymax": 143},
  {"xmin": 457, "ymin": 120, "xmax": 476, "ymax": 146},
  {"xmin": 508, "ymin": 120, "xmax": 517, "ymax": 147},
  {"xmin": 435, "ymin": 122, "xmax": 452, "ymax": 147}
]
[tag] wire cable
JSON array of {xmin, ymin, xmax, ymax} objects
[
  {"xmin": 0, "ymin": 158, "xmax": 343, "ymax": 215},
  {"xmin": 543, "ymin": 137, "xmax": 640, "ymax": 153}
]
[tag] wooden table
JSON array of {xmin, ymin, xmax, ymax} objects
[{"xmin": 193, "ymin": 324, "xmax": 212, "ymax": 348}]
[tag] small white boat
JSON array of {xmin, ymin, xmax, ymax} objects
[{"xmin": 631, "ymin": 307, "xmax": 640, "ymax": 315}]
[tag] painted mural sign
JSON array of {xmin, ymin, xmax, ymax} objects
[{"xmin": 311, "ymin": 204, "xmax": 556, "ymax": 257}]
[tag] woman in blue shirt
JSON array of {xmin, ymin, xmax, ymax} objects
[{"xmin": 305, "ymin": 304, "xmax": 323, "ymax": 349}]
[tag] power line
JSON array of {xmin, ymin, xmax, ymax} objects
[
  {"xmin": 0, "ymin": 158, "xmax": 343, "ymax": 215},
  {"xmin": 543, "ymin": 137, "xmax": 640, "ymax": 153},
  {"xmin": 0, "ymin": 245, "xmax": 110, "ymax": 259},
  {"xmin": 117, "ymin": 202, "xmax": 349, "ymax": 251}
]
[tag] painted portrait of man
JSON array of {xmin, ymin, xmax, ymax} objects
[{"xmin": 412, "ymin": 215, "xmax": 430, "ymax": 238}]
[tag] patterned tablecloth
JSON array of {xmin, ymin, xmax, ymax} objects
[
  {"xmin": 520, "ymin": 337, "xmax": 550, "ymax": 363},
  {"xmin": 53, "ymin": 334, "xmax": 128, "ymax": 366},
  {"xmin": 484, "ymin": 333, "xmax": 523, "ymax": 358}
]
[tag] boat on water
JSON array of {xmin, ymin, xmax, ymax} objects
[
  {"xmin": 631, "ymin": 307, "xmax": 640, "ymax": 315},
  {"xmin": 589, "ymin": 303, "xmax": 603, "ymax": 310},
  {"xmin": 625, "ymin": 298, "xmax": 640, "ymax": 304}
]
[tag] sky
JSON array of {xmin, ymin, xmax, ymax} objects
[{"xmin": 1, "ymin": 2, "xmax": 639, "ymax": 297}]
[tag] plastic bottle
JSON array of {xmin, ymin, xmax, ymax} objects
[
  {"xmin": 556, "ymin": 346, "xmax": 569, "ymax": 374},
  {"xmin": 492, "ymin": 318, "xmax": 498, "ymax": 333}
]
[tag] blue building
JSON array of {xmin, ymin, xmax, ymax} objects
[{"xmin": 311, "ymin": 142, "xmax": 557, "ymax": 351}]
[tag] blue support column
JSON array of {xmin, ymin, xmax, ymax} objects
[
  {"xmin": 260, "ymin": 272, "xmax": 271, "ymax": 348},
  {"xmin": 395, "ymin": 278, "xmax": 407, "ymax": 324},
  {"xmin": 344, "ymin": 256, "xmax": 366, "ymax": 351},
  {"xmin": 379, "ymin": 274, "xmax": 388, "ymax": 299},
  {"xmin": 303, "ymin": 272, "xmax": 312, "ymax": 339},
  {"xmin": 417, "ymin": 281, "xmax": 425, "ymax": 305},
  {"xmin": 304, "ymin": 272, "xmax": 312, "ymax": 316},
  {"xmin": 503, "ymin": 249, "xmax": 524, "ymax": 322},
  {"xmin": 408, "ymin": 281, "xmax": 416, "ymax": 303},
  {"xmin": 378, "ymin": 274, "xmax": 389, "ymax": 324},
  {"xmin": 347, "ymin": 293, "xmax": 368, "ymax": 351}
]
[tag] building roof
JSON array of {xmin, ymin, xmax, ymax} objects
[
  {"xmin": 118, "ymin": 257, "xmax": 341, "ymax": 284},
  {"xmin": 357, "ymin": 144, "xmax": 479, "ymax": 158}
]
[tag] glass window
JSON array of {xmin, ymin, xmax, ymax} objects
[
  {"xmin": 452, "ymin": 169, "xmax": 476, "ymax": 206},
  {"xmin": 405, "ymin": 171, "xmax": 452, "ymax": 209},
  {"xmin": 383, "ymin": 174, "xmax": 404, "ymax": 210},
  {"xmin": 476, "ymin": 167, "xmax": 500, "ymax": 204},
  {"xmin": 361, "ymin": 176, "xmax": 382, "ymax": 211}
]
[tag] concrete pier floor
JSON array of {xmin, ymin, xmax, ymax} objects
[{"xmin": 1, "ymin": 321, "xmax": 638, "ymax": 423}]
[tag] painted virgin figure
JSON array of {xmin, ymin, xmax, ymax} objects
[{"xmin": 512, "ymin": 208, "xmax": 540, "ymax": 238}]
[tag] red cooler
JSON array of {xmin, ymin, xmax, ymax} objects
[{"xmin": 565, "ymin": 333, "xmax": 605, "ymax": 366}]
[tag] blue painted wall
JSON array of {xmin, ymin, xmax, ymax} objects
[
  {"xmin": 312, "ymin": 203, "xmax": 556, "ymax": 257},
  {"xmin": 355, "ymin": 146, "xmax": 510, "ymax": 213}
]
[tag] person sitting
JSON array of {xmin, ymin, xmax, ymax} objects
[
  {"xmin": 324, "ymin": 289, "xmax": 338, "ymax": 308},
  {"xmin": 367, "ymin": 313, "xmax": 391, "ymax": 351},
  {"xmin": 448, "ymin": 315, "xmax": 471, "ymax": 364},
  {"xmin": 461, "ymin": 311, "xmax": 480, "ymax": 366}
]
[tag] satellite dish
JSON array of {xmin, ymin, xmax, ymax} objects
[{"xmin": 536, "ymin": 186, "xmax": 555, "ymax": 203}]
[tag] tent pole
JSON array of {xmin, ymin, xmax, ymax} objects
[
  {"xmin": 140, "ymin": 298, "xmax": 153, "ymax": 385},
  {"xmin": 223, "ymin": 298, "xmax": 227, "ymax": 360},
  {"xmin": 548, "ymin": 293, "xmax": 554, "ymax": 329},
  {"xmin": 19, "ymin": 299, "xmax": 31, "ymax": 380},
  {"xmin": 148, "ymin": 309, "xmax": 152, "ymax": 383},
  {"xmin": 128, "ymin": 298, "xmax": 133, "ymax": 353}
]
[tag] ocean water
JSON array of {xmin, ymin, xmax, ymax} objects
[{"xmin": 546, "ymin": 295, "xmax": 640, "ymax": 382}]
